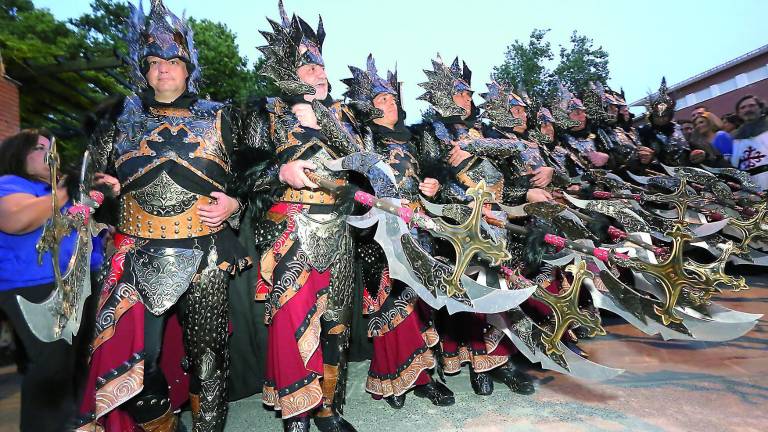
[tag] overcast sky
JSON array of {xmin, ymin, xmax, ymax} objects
[{"xmin": 35, "ymin": 0, "xmax": 767, "ymax": 119}]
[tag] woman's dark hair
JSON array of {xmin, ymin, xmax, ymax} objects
[
  {"xmin": 723, "ymin": 113, "xmax": 744, "ymax": 128},
  {"xmin": 0, "ymin": 128, "xmax": 53, "ymax": 178}
]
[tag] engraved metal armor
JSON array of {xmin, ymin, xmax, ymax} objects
[
  {"xmin": 378, "ymin": 139, "xmax": 423, "ymax": 204},
  {"xmin": 129, "ymin": 246, "xmax": 204, "ymax": 315},
  {"xmin": 108, "ymin": 95, "xmax": 233, "ymax": 239}
]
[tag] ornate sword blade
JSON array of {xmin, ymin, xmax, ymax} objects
[{"xmin": 487, "ymin": 311, "xmax": 624, "ymax": 381}]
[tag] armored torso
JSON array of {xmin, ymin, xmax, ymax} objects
[
  {"xmin": 113, "ymin": 95, "xmax": 231, "ymax": 239},
  {"xmin": 431, "ymin": 120, "xmax": 504, "ymax": 200}
]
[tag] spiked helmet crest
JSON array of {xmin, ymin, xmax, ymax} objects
[
  {"xmin": 126, "ymin": 0, "xmax": 200, "ymax": 92},
  {"xmin": 341, "ymin": 54, "xmax": 399, "ymax": 123}
]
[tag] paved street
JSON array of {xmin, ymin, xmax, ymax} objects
[{"xmin": 0, "ymin": 277, "xmax": 765, "ymax": 431}]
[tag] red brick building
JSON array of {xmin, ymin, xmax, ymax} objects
[
  {"xmin": 0, "ymin": 61, "xmax": 21, "ymax": 141},
  {"xmin": 631, "ymin": 44, "xmax": 768, "ymax": 120}
]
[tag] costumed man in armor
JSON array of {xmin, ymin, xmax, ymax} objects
[
  {"xmin": 416, "ymin": 56, "xmax": 535, "ymax": 396},
  {"xmin": 475, "ymin": 81, "xmax": 591, "ymax": 358},
  {"xmin": 479, "ymin": 80, "xmax": 569, "ymax": 198},
  {"xmin": 607, "ymin": 88, "xmax": 645, "ymax": 175},
  {"xmin": 244, "ymin": 2, "xmax": 361, "ymax": 431},
  {"xmin": 638, "ymin": 78, "xmax": 705, "ymax": 169},
  {"xmin": 76, "ymin": 1, "xmax": 249, "ymax": 430},
  {"xmin": 554, "ymin": 84, "xmax": 614, "ymax": 175},
  {"xmin": 583, "ymin": 83, "xmax": 642, "ymax": 177},
  {"xmin": 341, "ymin": 55, "xmax": 455, "ymax": 409},
  {"xmin": 532, "ymin": 106, "xmax": 586, "ymax": 185}
]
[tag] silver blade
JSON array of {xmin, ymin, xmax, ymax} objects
[
  {"xmin": 690, "ymin": 218, "xmax": 730, "ymax": 237},
  {"xmin": 17, "ymin": 229, "xmax": 92, "ymax": 343},
  {"xmin": 487, "ymin": 311, "xmax": 624, "ymax": 381},
  {"xmin": 628, "ymin": 268, "xmax": 760, "ymax": 341},
  {"xmin": 498, "ymin": 203, "xmax": 528, "ymax": 218},
  {"xmin": 627, "ymin": 171, "xmax": 651, "ymax": 185},
  {"xmin": 348, "ymin": 207, "xmax": 533, "ymax": 314},
  {"xmin": 659, "ymin": 163, "xmax": 677, "ymax": 175},
  {"xmin": 585, "ymin": 277, "xmax": 696, "ymax": 341}
]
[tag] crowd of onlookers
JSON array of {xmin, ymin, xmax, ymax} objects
[{"xmin": 676, "ymin": 94, "xmax": 767, "ymax": 169}]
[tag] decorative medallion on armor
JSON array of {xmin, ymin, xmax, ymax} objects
[
  {"xmin": 130, "ymin": 246, "xmax": 204, "ymax": 315},
  {"xmin": 418, "ymin": 55, "xmax": 473, "ymax": 118},
  {"xmin": 125, "ymin": 0, "xmax": 200, "ymax": 92},
  {"xmin": 258, "ymin": 0, "xmax": 326, "ymax": 97}
]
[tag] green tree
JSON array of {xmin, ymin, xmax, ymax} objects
[
  {"xmin": 189, "ymin": 18, "xmax": 257, "ymax": 104},
  {"xmin": 492, "ymin": 29, "xmax": 610, "ymax": 104},
  {"xmin": 493, "ymin": 28, "xmax": 555, "ymax": 101},
  {"xmin": 69, "ymin": 0, "xmax": 130, "ymax": 52},
  {"xmin": 553, "ymin": 31, "xmax": 610, "ymax": 95}
]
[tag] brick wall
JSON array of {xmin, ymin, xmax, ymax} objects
[{"xmin": 0, "ymin": 76, "xmax": 21, "ymax": 141}]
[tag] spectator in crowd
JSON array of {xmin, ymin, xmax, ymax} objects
[
  {"xmin": 691, "ymin": 105, "xmax": 709, "ymax": 119},
  {"xmin": 730, "ymin": 95, "xmax": 768, "ymax": 190},
  {"xmin": 0, "ymin": 129, "xmax": 105, "ymax": 431},
  {"xmin": 721, "ymin": 113, "xmax": 744, "ymax": 133},
  {"xmin": 679, "ymin": 119, "xmax": 695, "ymax": 142},
  {"xmin": 690, "ymin": 112, "xmax": 732, "ymax": 166}
]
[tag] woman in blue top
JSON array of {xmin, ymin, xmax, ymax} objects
[{"xmin": 0, "ymin": 129, "xmax": 104, "ymax": 432}]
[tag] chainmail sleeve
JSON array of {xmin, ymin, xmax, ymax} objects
[
  {"xmin": 228, "ymin": 98, "xmax": 284, "ymax": 220},
  {"xmin": 459, "ymin": 137, "xmax": 526, "ymax": 159},
  {"xmin": 83, "ymin": 95, "xmax": 124, "ymax": 226}
]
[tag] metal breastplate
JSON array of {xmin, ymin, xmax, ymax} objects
[
  {"xmin": 549, "ymin": 146, "xmax": 569, "ymax": 170},
  {"xmin": 113, "ymin": 96, "xmax": 229, "ymax": 191},
  {"xmin": 293, "ymin": 211, "xmax": 348, "ymax": 273},
  {"xmin": 603, "ymin": 128, "xmax": 637, "ymax": 162},
  {"xmin": 380, "ymin": 141, "xmax": 421, "ymax": 203},
  {"xmin": 517, "ymin": 145, "xmax": 546, "ymax": 173},
  {"xmin": 129, "ymin": 246, "xmax": 204, "ymax": 315},
  {"xmin": 564, "ymin": 134, "xmax": 598, "ymax": 154},
  {"xmin": 451, "ymin": 123, "xmax": 505, "ymax": 198}
]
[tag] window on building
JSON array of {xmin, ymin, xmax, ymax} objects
[
  {"xmin": 694, "ymin": 87, "xmax": 713, "ymax": 102},
  {"xmin": 718, "ymin": 78, "xmax": 738, "ymax": 93},
  {"xmin": 745, "ymin": 65, "xmax": 768, "ymax": 84},
  {"xmin": 664, "ymin": 63, "xmax": 768, "ymax": 112}
]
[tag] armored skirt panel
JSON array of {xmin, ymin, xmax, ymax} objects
[{"xmin": 257, "ymin": 202, "xmax": 354, "ymax": 419}]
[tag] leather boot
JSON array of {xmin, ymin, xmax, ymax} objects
[
  {"xmin": 413, "ymin": 379, "xmax": 455, "ymax": 406},
  {"xmin": 284, "ymin": 416, "xmax": 311, "ymax": 432},
  {"xmin": 469, "ymin": 369, "xmax": 493, "ymax": 396},
  {"xmin": 384, "ymin": 394, "xmax": 406, "ymax": 409},
  {"xmin": 314, "ymin": 412, "xmax": 358, "ymax": 432},
  {"xmin": 138, "ymin": 406, "xmax": 179, "ymax": 432},
  {"xmin": 190, "ymin": 387, "xmax": 226, "ymax": 432},
  {"xmin": 489, "ymin": 363, "xmax": 535, "ymax": 395}
]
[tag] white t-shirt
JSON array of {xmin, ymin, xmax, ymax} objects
[{"xmin": 731, "ymin": 129, "xmax": 768, "ymax": 191}]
